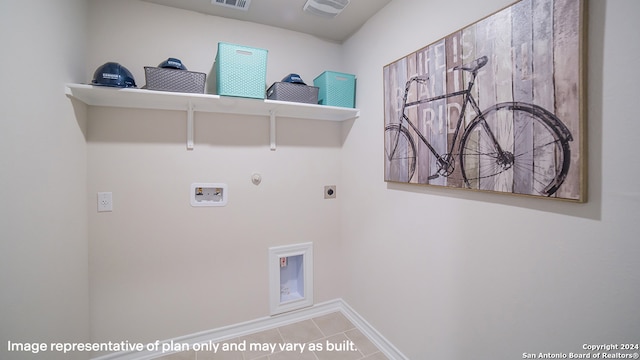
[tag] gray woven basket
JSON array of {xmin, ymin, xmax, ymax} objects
[
  {"xmin": 267, "ymin": 82, "xmax": 319, "ymax": 104},
  {"xmin": 144, "ymin": 67, "xmax": 206, "ymax": 94}
]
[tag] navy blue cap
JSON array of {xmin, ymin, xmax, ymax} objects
[
  {"xmin": 282, "ymin": 73, "xmax": 306, "ymax": 85},
  {"xmin": 159, "ymin": 58, "xmax": 187, "ymax": 70},
  {"xmin": 92, "ymin": 62, "xmax": 137, "ymax": 88}
]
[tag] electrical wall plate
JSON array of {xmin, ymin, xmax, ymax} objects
[
  {"xmin": 324, "ymin": 185, "xmax": 336, "ymax": 199},
  {"xmin": 97, "ymin": 192, "xmax": 113, "ymax": 212},
  {"xmin": 190, "ymin": 183, "xmax": 228, "ymax": 207}
]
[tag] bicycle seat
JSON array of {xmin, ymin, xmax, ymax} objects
[{"xmin": 453, "ymin": 56, "xmax": 488, "ymax": 73}]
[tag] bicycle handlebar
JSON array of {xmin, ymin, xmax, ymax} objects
[{"xmin": 408, "ymin": 75, "xmax": 429, "ymax": 85}]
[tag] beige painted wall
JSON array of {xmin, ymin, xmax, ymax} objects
[
  {"xmin": 3, "ymin": 1, "xmax": 639, "ymax": 359},
  {"xmin": 86, "ymin": 0, "xmax": 347, "ymax": 347},
  {"xmin": 341, "ymin": 0, "xmax": 640, "ymax": 358},
  {"xmin": 0, "ymin": 0, "xmax": 90, "ymax": 359}
]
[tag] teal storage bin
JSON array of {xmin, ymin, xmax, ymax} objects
[
  {"xmin": 215, "ymin": 42, "xmax": 268, "ymax": 99},
  {"xmin": 313, "ymin": 71, "xmax": 356, "ymax": 108}
]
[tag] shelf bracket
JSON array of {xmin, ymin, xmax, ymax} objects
[
  {"xmin": 187, "ymin": 102, "xmax": 194, "ymax": 150},
  {"xmin": 270, "ymin": 110, "xmax": 276, "ymax": 151}
]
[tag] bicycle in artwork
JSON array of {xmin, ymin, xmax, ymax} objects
[{"xmin": 384, "ymin": 55, "xmax": 572, "ymax": 197}]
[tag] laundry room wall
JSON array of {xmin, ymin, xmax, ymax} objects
[
  {"xmin": 340, "ymin": 0, "xmax": 640, "ymax": 359},
  {"xmin": 0, "ymin": 1, "xmax": 90, "ymax": 359},
  {"xmin": 86, "ymin": 0, "xmax": 347, "ymax": 347}
]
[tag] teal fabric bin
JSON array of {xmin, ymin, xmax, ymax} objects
[
  {"xmin": 215, "ymin": 42, "xmax": 268, "ymax": 99},
  {"xmin": 313, "ymin": 71, "xmax": 356, "ymax": 108}
]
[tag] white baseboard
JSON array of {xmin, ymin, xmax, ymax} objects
[
  {"xmin": 91, "ymin": 298, "xmax": 407, "ymax": 360},
  {"xmin": 335, "ymin": 300, "xmax": 409, "ymax": 360}
]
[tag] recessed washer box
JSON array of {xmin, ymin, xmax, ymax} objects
[
  {"xmin": 269, "ymin": 242, "xmax": 313, "ymax": 315},
  {"xmin": 190, "ymin": 183, "xmax": 228, "ymax": 207}
]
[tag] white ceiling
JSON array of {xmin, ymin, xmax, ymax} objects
[{"xmin": 142, "ymin": 0, "xmax": 392, "ymax": 43}]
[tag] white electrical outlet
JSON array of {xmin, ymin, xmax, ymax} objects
[{"xmin": 97, "ymin": 192, "xmax": 113, "ymax": 212}]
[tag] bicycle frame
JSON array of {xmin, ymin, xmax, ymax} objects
[
  {"xmin": 387, "ymin": 55, "xmax": 574, "ymax": 197},
  {"xmin": 396, "ymin": 56, "xmax": 505, "ymax": 170}
]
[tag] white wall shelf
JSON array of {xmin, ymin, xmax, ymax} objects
[{"xmin": 65, "ymin": 83, "xmax": 360, "ymax": 150}]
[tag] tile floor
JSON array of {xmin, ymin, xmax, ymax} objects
[{"xmin": 155, "ymin": 311, "xmax": 389, "ymax": 360}]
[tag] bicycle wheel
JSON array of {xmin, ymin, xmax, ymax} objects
[
  {"xmin": 459, "ymin": 102, "xmax": 571, "ymax": 196},
  {"xmin": 384, "ymin": 124, "xmax": 416, "ymax": 182}
]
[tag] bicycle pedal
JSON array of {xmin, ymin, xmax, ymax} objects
[{"xmin": 427, "ymin": 174, "xmax": 440, "ymax": 180}]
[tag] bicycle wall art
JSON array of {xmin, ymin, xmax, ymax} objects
[{"xmin": 383, "ymin": 0, "xmax": 586, "ymax": 202}]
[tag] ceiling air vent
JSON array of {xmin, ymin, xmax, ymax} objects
[
  {"xmin": 303, "ymin": 0, "xmax": 350, "ymax": 18},
  {"xmin": 211, "ymin": 0, "xmax": 251, "ymax": 11}
]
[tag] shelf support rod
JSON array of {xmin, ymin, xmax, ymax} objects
[
  {"xmin": 270, "ymin": 110, "xmax": 276, "ymax": 151},
  {"xmin": 187, "ymin": 102, "xmax": 194, "ymax": 150}
]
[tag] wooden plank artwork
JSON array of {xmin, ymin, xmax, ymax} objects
[{"xmin": 383, "ymin": 0, "xmax": 585, "ymax": 201}]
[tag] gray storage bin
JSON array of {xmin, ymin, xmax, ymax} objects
[
  {"xmin": 267, "ymin": 82, "xmax": 319, "ymax": 104},
  {"xmin": 144, "ymin": 67, "xmax": 206, "ymax": 93}
]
